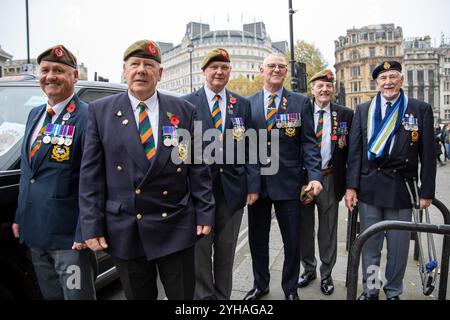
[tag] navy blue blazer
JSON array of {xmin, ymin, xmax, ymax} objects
[
  {"xmin": 15, "ymin": 94, "xmax": 88, "ymax": 250},
  {"xmin": 346, "ymin": 97, "xmax": 436, "ymax": 209},
  {"xmin": 79, "ymin": 91, "xmax": 215, "ymax": 261},
  {"xmin": 248, "ymin": 88, "xmax": 322, "ymax": 200},
  {"xmin": 183, "ymin": 87, "xmax": 260, "ymax": 212}
]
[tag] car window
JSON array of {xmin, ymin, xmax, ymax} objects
[
  {"xmin": 0, "ymin": 86, "xmax": 47, "ymax": 171},
  {"xmin": 79, "ymin": 89, "xmax": 122, "ymax": 103}
]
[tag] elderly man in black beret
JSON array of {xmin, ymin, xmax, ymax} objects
[
  {"xmin": 79, "ymin": 40, "xmax": 215, "ymax": 300},
  {"xmin": 345, "ymin": 61, "xmax": 436, "ymax": 300},
  {"xmin": 13, "ymin": 44, "xmax": 96, "ymax": 299}
]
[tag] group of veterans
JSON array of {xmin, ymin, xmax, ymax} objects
[{"xmin": 12, "ymin": 39, "xmax": 436, "ymax": 301}]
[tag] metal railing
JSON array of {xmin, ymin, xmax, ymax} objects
[{"xmin": 345, "ymin": 199, "xmax": 450, "ymax": 300}]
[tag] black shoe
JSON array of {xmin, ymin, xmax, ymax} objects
[
  {"xmin": 357, "ymin": 292, "xmax": 379, "ymax": 300},
  {"xmin": 387, "ymin": 295, "xmax": 400, "ymax": 300},
  {"xmin": 298, "ymin": 272, "xmax": 317, "ymax": 288},
  {"xmin": 285, "ymin": 293, "xmax": 300, "ymax": 300},
  {"xmin": 243, "ymin": 287, "xmax": 269, "ymax": 300},
  {"xmin": 320, "ymin": 277, "xmax": 334, "ymax": 295}
]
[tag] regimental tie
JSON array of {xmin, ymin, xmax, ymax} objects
[
  {"xmin": 211, "ymin": 95, "xmax": 223, "ymax": 132},
  {"xmin": 29, "ymin": 107, "xmax": 55, "ymax": 159},
  {"xmin": 385, "ymin": 101, "xmax": 392, "ymax": 118},
  {"xmin": 316, "ymin": 110, "xmax": 325, "ymax": 148},
  {"xmin": 138, "ymin": 102, "xmax": 156, "ymax": 160},
  {"xmin": 266, "ymin": 93, "xmax": 278, "ymax": 131}
]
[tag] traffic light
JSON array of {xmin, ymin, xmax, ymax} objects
[{"xmin": 295, "ymin": 62, "xmax": 307, "ymax": 94}]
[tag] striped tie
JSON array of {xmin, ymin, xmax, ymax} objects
[
  {"xmin": 29, "ymin": 107, "xmax": 55, "ymax": 159},
  {"xmin": 138, "ymin": 102, "xmax": 156, "ymax": 160},
  {"xmin": 316, "ymin": 110, "xmax": 325, "ymax": 148},
  {"xmin": 266, "ymin": 93, "xmax": 277, "ymax": 131},
  {"xmin": 211, "ymin": 95, "xmax": 223, "ymax": 132}
]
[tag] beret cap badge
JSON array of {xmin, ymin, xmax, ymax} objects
[
  {"xmin": 52, "ymin": 46, "xmax": 65, "ymax": 59},
  {"xmin": 383, "ymin": 62, "xmax": 391, "ymax": 70},
  {"xmin": 146, "ymin": 43, "xmax": 158, "ymax": 57}
]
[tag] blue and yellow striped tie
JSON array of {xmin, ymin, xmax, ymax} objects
[
  {"xmin": 266, "ymin": 93, "xmax": 277, "ymax": 131},
  {"xmin": 211, "ymin": 95, "xmax": 223, "ymax": 132},
  {"xmin": 138, "ymin": 102, "xmax": 156, "ymax": 160}
]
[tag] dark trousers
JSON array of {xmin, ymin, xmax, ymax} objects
[
  {"xmin": 248, "ymin": 197, "xmax": 301, "ymax": 296},
  {"xmin": 113, "ymin": 246, "xmax": 195, "ymax": 300}
]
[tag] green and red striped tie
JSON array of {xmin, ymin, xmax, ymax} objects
[
  {"xmin": 211, "ymin": 95, "xmax": 223, "ymax": 132},
  {"xmin": 266, "ymin": 93, "xmax": 277, "ymax": 131},
  {"xmin": 138, "ymin": 102, "xmax": 156, "ymax": 160},
  {"xmin": 29, "ymin": 107, "xmax": 55, "ymax": 159},
  {"xmin": 316, "ymin": 110, "xmax": 325, "ymax": 148}
]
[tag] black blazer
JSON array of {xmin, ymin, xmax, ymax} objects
[
  {"xmin": 183, "ymin": 87, "xmax": 259, "ymax": 212},
  {"xmin": 346, "ymin": 97, "xmax": 436, "ymax": 209},
  {"xmin": 248, "ymin": 88, "xmax": 322, "ymax": 201},
  {"xmin": 79, "ymin": 91, "xmax": 215, "ymax": 260}
]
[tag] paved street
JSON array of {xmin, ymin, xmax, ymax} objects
[{"xmin": 98, "ymin": 162, "xmax": 450, "ymax": 300}]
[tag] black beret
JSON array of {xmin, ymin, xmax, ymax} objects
[
  {"xmin": 37, "ymin": 44, "xmax": 77, "ymax": 69},
  {"xmin": 372, "ymin": 61, "xmax": 402, "ymax": 80},
  {"xmin": 123, "ymin": 40, "xmax": 161, "ymax": 63}
]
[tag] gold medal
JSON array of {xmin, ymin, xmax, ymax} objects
[
  {"xmin": 411, "ymin": 131, "xmax": 419, "ymax": 142},
  {"xmin": 285, "ymin": 127, "xmax": 296, "ymax": 137},
  {"xmin": 178, "ymin": 142, "xmax": 188, "ymax": 162},
  {"xmin": 232, "ymin": 127, "xmax": 243, "ymax": 141}
]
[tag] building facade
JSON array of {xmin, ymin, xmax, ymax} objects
[
  {"xmin": 438, "ymin": 45, "xmax": 450, "ymax": 123},
  {"xmin": 158, "ymin": 21, "xmax": 288, "ymax": 94},
  {"xmin": 0, "ymin": 45, "xmax": 13, "ymax": 78},
  {"xmin": 403, "ymin": 36, "xmax": 440, "ymax": 121},
  {"xmin": 334, "ymin": 24, "xmax": 404, "ymax": 108}
]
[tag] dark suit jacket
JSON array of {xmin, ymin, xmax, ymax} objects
[
  {"xmin": 346, "ymin": 97, "xmax": 436, "ymax": 209},
  {"xmin": 326, "ymin": 102, "xmax": 354, "ymax": 201},
  {"xmin": 183, "ymin": 87, "xmax": 259, "ymax": 212},
  {"xmin": 248, "ymin": 88, "xmax": 322, "ymax": 200},
  {"xmin": 15, "ymin": 94, "xmax": 88, "ymax": 250},
  {"xmin": 79, "ymin": 91, "xmax": 215, "ymax": 261}
]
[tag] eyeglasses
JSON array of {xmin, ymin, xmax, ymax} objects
[{"xmin": 264, "ymin": 63, "xmax": 288, "ymax": 71}]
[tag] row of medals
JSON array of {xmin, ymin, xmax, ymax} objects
[
  {"xmin": 42, "ymin": 124, "xmax": 74, "ymax": 146},
  {"xmin": 276, "ymin": 114, "xmax": 301, "ymax": 137}
]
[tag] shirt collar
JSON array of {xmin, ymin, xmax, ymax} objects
[
  {"xmin": 381, "ymin": 94, "xmax": 400, "ymax": 107},
  {"xmin": 263, "ymin": 87, "xmax": 283, "ymax": 101},
  {"xmin": 128, "ymin": 90, "xmax": 158, "ymax": 112},
  {"xmin": 314, "ymin": 102, "xmax": 331, "ymax": 115},
  {"xmin": 204, "ymin": 84, "xmax": 226, "ymax": 103},
  {"xmin": 46, "ymin": 93, "xmax": 75, "ymax": 114}
]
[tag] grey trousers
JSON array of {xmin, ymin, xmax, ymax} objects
[
  {"xmin": 30, "ymin": 247, "xmax": 97, "ymax": 300},
  {"xmin": 358, "ymin": 202, "xmax": 412, "ymax": 298},
  {"xmin": 194, "ymin": 200, "xmax": 244, "ymax": 300},
  {"xmin": 299, "ymin": 174, "xmax": 339, "ymax": 280}
]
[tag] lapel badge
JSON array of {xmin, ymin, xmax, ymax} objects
[
  {"xmin": 50, "ymin": 145, "xmax": 70, "ymax": 162},
  {"xmin": 116, "ymin": 110, "xmax": 123, "ymax": 117},
  {"xmin": 122, "ymin": 119, "xmax": 129, "ymax": 126},
  {"xmin": 411, "ymin": 131, "xmax": 419, "ymax": 142},
  {"xmin": 63, "ymin": 112, "xmax": 71, "ymax": 121},
  {"xmin": 178, "ymin": 142, "xmax": 188, "ymax": 162},
  {"xmin": 280, "ymin": 97, "xmax": 288, "ymax": 111}
]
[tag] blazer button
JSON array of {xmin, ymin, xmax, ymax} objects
[
  {"xmin": 405, "ymin": 158, "xmax": 409, "ymax": 163},
  {"xmin": 135, "ymin": 189, "xmax": 141, "ymax": 195},
  {"xmin": 177, "ymin": 168, "xmax": 182, "ymax": 173},
  {"xmin": 117, "ymin": 165, "xmax": 123, "ymax": 171},
  {"xmin": 162, "ymin": 212, "xmax": 168, "ymax": 218},
  {"xmin": 377, "ymin": 168, "xmax": 381, "ymax": 171},
  {"xmin": 136, "ymin": 213, "xmax": 142, "ymax": 220},
  {"xmin": 267, "ymin": 158, "xmax": 271, "ymax": 163},
  {"xmin": 220, "ymin": 168, "xmax": 224, "ymax": 173},
  {"xmin": 163, "ymin": 191, "xmax": 168, "ymax": 196},
  {"xmin": 268, "ymin": 141, "xmax": 271, "ymax": 146},
  {"xmin": 30, "ymin": 179, "xmax": 35, "ymax": 184},
  {"xmin": 393, "ymin": 169, "xmax": 397, "ymax": 173}
]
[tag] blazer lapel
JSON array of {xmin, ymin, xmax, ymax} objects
[
  {"xmin": 389, "ymin": 101, "xmax": 411, "ymax": 158},
  {"xmin": 197, "ymin": 87, "xmax": 215, "ymax": 130},
  {"xmin": 113, "ymin": 92, "xmax": 149, "ymax": 174},
  {"xmin": 140, "ymin": 93, "xmax": 174, "ymax": 186},
  {"xmin": 330, "ymin": 103, "xmax": 338, "ymax": 154},
  {"xmin": 254, "ymin": 91, "xmax": 266, "ymax": 129},
  {"xmin": 23, "ymin": 105, "xmax": 45, "ymax": 169}
]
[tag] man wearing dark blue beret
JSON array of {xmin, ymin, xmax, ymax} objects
[{"xmin": 345, "ymin": 60, "xmax": 436, "ymax": 300}]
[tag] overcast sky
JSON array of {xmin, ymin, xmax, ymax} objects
[{"xmin": 1, "ymin": 0, "xmax": 449, "ymax": 82}]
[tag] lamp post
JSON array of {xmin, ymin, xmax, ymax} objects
[
  {"xmin": 26, "ymin": 0, "xmax": 30, "ymax": 64},
  {"xmin": 187, "ymin": 42, "xmax": 194, "ymax": 93},
  {"xmin": 288, "ymin": 0, "xmax": 298, "ymax": 92}
]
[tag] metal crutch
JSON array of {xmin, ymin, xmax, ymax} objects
[{"xmin": 405, "ymin": 177, "xmax": 438, "ymax": 295}]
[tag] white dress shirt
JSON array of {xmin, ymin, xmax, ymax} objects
[
  {"xmin": 380, "ymin": 94, "xmax": 401, "ymax": 154},
  {"xmin": 314, "ymin": 103, "xmax": 332, "ymax": 169},
  {"xmin": 204, "ymin": 85, "xmax": 226, "ymax": 127},
  {"xmin": 28, "ymin": 93, "xmax": 74, "ymax": 151},
  {"xmin": 128, "ymin": 90, "xmax": 159, "ymax": 149}
]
